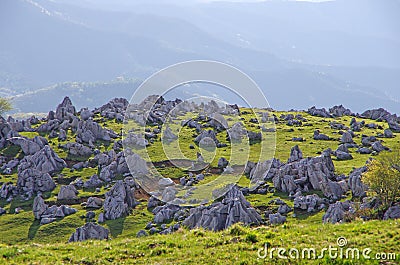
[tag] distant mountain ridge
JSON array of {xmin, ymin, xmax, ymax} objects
[{"xmin": 1, "ymin": 0, "xmax": 399, "ymax": 113}]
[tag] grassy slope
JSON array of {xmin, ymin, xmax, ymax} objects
[{"xmin": 0, "ymin": 109, "xmax": 399, "ymax": 264}]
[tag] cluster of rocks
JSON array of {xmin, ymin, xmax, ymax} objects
[
  {"xmin": 17, "ymin": 145, "xmax": 66, "ymax": 198},
  {"xmin": 33, "ymin": 195, "xmax": 77, "ymax": 225},
  {"xmin": 279, "ymin": 113, "xmax": 306, "ymax": 126},
  {"xmin": 69, "ymin": 222, "xmax": 109, "ymax": 242},
  {"xmin": 179, "ymin": 173, "xmax": 205, "ymax": 186},
  {"xmin": 94, "ymin": 97, "xmax": 128, "ymax": 121},
  {"xmin": 182, "ymin": 186, "xmax": 262, "ymax": 231},
  {"xmin": 294, "ymin": 194, "xmax": 327, "ymax": 213},
  {"xmin": 308, "ymin": 105, "xmax": 354, "ymax": 118},
  {"xmin": 0, "ymin": 182, "xmax": 18, "ymax": 201}
]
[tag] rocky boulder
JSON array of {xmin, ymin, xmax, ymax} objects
[
  {"xmin": 68, "ymin": 222, "xmax": 109, "ymax": 242},
  {"xmin": 348, "ymin": 167, "xmax": 368, "ymax": 197},
  {"xmin": 86, "ymin": 197, "xmax": 103, "ymax": 209},
  {"xmin": 57, "ymin": 185, "xmax": 79, "ymax": 201},
  {"xmin": 340, "ymin": 131, "xmax": 354, "ymax": 144},
  {"xmin": 307, "ymin": 107, "xmax": 332, "ymax": 118},
  {"xmin": 61, "ymin": 142, "xmax": 92, "ymax": 157},
  {"xmin": 182, "ymin": 186, "xmax": 262, "ymax": 231},
  {"xmin": 329, "ymin": 105, "xmax": 354, "ymax": 117},
  {"xmin": 288, "ymin": 145, "xmax": 303, "ymax": 163},
  {"xmin": 162, "ymin": 127, "xmax": 178, "ymax": 143},
  {"xmin": 383, "ymin": 206, "xmax": 400, "ymax": 220},
  {"xmin": 83, "ymin": 174, "xmax": 104, "ymax": 189},
  {"xmin": 18, "ymin": 145, "xmax": 66, "ymax": 174},
  {"xmin": 313, "ymin": 130, "xmax": 330, "ymax": 140},
  {"xmin": 9, "ymin": 136, "xmax": 48, "ymax": 155},
  {"xmin": 33, "ymin": 195, "xmax": 48, "ymax": 219},
  {"xmin": 55, "ymin": 96, "xmax": 76, "ymax": 121},
  {"xmin": 103, "ymin": 180, "xmax": 137, "ymax": 220},
  {"xmin": 17, "ymin": 168, "xmax": 56, "ymax": 197},
  {"xmin": 294, "ymin": 194, "xmax": 326, "ymax": 213},
  {"xmin": 76, "ymin": 120, "xmax": 111, "ymax": 146},
  {"xmin": 322, "ymin": 201, "xmax": 353, "ymax": 224},
  {"xmin": 269, "ymin": 213, "xmax": 286, "ymax": 225}
]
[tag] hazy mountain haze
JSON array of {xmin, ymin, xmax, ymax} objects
[{"xmin": 1, "ymin": 0, "xmax": 399, "ymax": 113}]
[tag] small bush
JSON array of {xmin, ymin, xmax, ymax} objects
[{"xmin": 245, "ymin": 233, "xmax": 258, "ymax": 243}]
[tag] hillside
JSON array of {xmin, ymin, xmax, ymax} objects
[{"xmin": 0, "ymin": 96, "xmax": 399, "ymax": 264}]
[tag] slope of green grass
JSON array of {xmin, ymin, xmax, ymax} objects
[{"xmin": 0, "ymin": 109, "xmax": 399, "ymax": 264}]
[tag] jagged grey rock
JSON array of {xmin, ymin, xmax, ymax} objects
[
  {"xmin": 33, "ymin": 195, "xmax": 48, "ymax": 219},
  {"xmin": 123, "ymin": 132, "xmax": 148, "ymax": 149},
  {"xmin": 182, "ymin": 186, "xmax": 262, "ymax": 231},
  {"xmin": 103, "ymin": 180, "xmax": 137, "ymax": 220},
  {"xmin": 383, "ymin": 206, "xmax": 400, "ymax": 220},
  {"xmin": 371, "ymin": 141, "xmax": 388, "ymax": 153},
  {"xmin": 348, "ymin": 167, "xmax": 368, "ymax": 197},
  {"xmin": 288, "ymin": 145, "xmax": 303, "ymax": 163},
  {"xmin": 17, "ymin": 169, "xmax": 56, "ymax": 197},
  {"xmin": 86, "ymin": 197, "xmax": 103, "ymax": 209},
  {"xmin": 68, "ymin": 222, "xmax": 109, "ymax": 242},
  {"xmin": 217, "ymin": 157, "xmax": 229, "ymax": 169},
  {"xmin": 83, "ymin": 174, "xmax": 103, "ymax": 189},
  {"xmin": 357, "ymin": 147, "xmax": 372, "ymax": 154},
  {"xmin": 383, "ymin": 129, "xmax": 394, "ymax": 138},
  {"xmin": 56, "ymin": 96, "xmax": 76, "ymax": 121},
  {"xmin": 0, "ymin": 183, "xmax": 17, "ymax": 199},
  {"xmin": 313, "ymin": 130, "xmax": 330, "ymax": 140},
  {"xmin": 125, "ymin": 153, "xmax": 148, "ymax": 175},
  {"xmin": 329, "ymin": 105, "xmax": 354, "ymax": 117},
  {"xmin": 80, "ymin": 108, "xmax": 93, "ymax": 121},
  {"xmin": 58, "ymin": 128, "xmax": 67, "ymax": 141},
  {"xmin": 162, "ymin": 127, "xmax": 178, "ymax": 142},
  {"xmin": 61, "ymin": 142, "xmax": 92, "ymax": 157},
  {"xmin": 57, "ymin": 185, "xmax": 79, "ymax": 200},
  {"xmin": 153, "ymin": 204, "xmax": 181, "ymax": 224},
  {"xmin": 294, "ymin": 194, "xmax": 326, "ymax": 213},
  {"xmin": 277, "ymin": 204, "xmax": 292, "ymax": 215},
  {"xmin": 18, "ymin": 145, "xmax": 66, "ymax": 174},
  {"xmin": 340, "ymin": 131, "xmax": 353, "ymax": 144},
  {"xmin": 195, "ymin": 130, "xmax": 219, "ymax": 146},
  {"xmin": 323, "ymin": 201, "xmax": 353, "ymax": 224},
  {"xmin": 269, "ymin": 213, "xmax": 286, "ymax": 225},
  {"xmin": 9, "ymin": 136, "xmax": 48, "ymax": 155},
  {"xmin": 319, "ymin": 177, "xmax": 346, "ymax": 200},
  {"xmin": 334, "ymin": 150, "xmax": 353, "ymax": 161},
  {"xmin": 162, "ymin": 186, "xmax": 178, "ymax": 202},
  {"xmin": 76, "ymin": 120, "xmax": 111, "ymax": 145},
  {"xmin": 307, "ymin": 107, "xmax": 332, "ymax": 118}
]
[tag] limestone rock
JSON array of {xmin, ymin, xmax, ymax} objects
[
  {"xmin": 182, "ymin": 186, "xmax": 262, "ymax": 231},
  {"xmin": 103, "ymin": 180, "xmax": 137, "ymax": 220},
  {"xmin": 288, "ymin": 145, "xmax": 303, "ymax": 163},
  {"xmin": 313, "ymin": 130, "xmax": 330, "ymax": 140},
  {"xmin": 61, "ymin": 142, "xmax": 92, "ymax": 157},
  {"xmin": 322, "ymin": 201, "xmax": 353, "ymax": 224},
  {"xmin": 33, "ymin": 195, "xmax": 48, "ymax": 219},
  {"xmin": 383, "ymin": 206, "xmax": 400, "ymax": 220},
  {"xmin": 269, "ymin": 213, "xmax": 286, "ymax": 225},
  {"xmin": 57, "ymin": 185, "xmax": 79, "ymax": 201},
  {"xmin": 348, "ymin": 167, "xmax": 368, "ymax": 197},
  {"xmin": 56, "ymin": 96, "xmax": 76, "ymax": 121},
  {"xmin": 83, "ymin": 174, "xmax": 103, "ymax": 189},
  {"xmin": 9, "ymin": 136, "xmax": 48, "ymax": 155},
  {"xmin": 68, "ymin": 222, "xmax": 109, "ymax": 242},
  {"xmin": 86, "ymin": 197, "xmax": 103, "ymax": 209}
]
